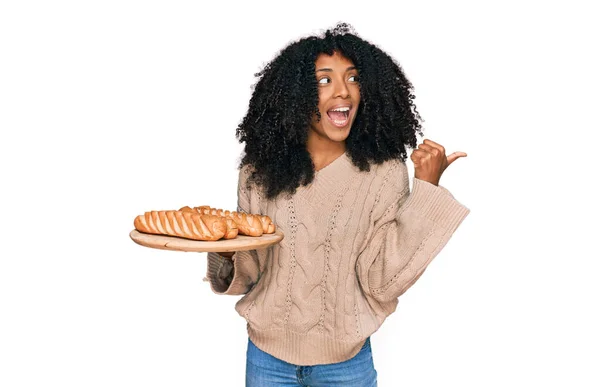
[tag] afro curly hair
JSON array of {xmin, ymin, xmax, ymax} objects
[{"xmin": 236, "ymin": 22, "xmax": 424, "ymax": 200}]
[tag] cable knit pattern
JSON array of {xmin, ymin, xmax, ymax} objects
[
  {"xmin": 318, "ymin": 188, "xmax": 345, "ymax": 332},
  {"xmin": 205, "ymin": 152, "xmax": 470, "ymax": 365}
]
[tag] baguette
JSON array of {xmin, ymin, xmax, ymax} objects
[{"xmin": 134, "ymin": 210, "xmax": 227, "ymax": 241}]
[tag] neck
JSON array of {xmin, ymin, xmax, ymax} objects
[{"xmin": 306, "ymin": 132, "xmax": 346, "ymax": 171}]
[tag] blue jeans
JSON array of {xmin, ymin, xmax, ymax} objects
[{"xmin": 246, "ymin": 337, "xmax": 378, "ymax": 386}]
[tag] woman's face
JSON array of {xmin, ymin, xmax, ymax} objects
[{"xmin": 309, "ymin": 51, "xmax": 361, "ymax": 146}]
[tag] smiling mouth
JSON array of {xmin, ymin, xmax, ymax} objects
[{"xmin": 326, "ymin": 107, "xmax": 352, "ymax": 127}]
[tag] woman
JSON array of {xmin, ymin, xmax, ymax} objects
[{"xmin": 206, "ymin": 22, "xmax": 470, "ymax": 386}]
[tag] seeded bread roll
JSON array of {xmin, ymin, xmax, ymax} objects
[{"xmin": 134, "ymin": 210, "xmax": 227, "ymax": 241}]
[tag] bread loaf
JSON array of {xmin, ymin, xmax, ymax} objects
[
  {"xmin": 134, "ymin": 210, "xmax": 227, "ymax": 241},
  {"xmin": 136, "ymin": 205, "xmax": 276, "ymax": 240},
  {"xmin": 222, "ymin": 217, "xmax": 239, "ymax": 239},
  {"xmin": 229, "ymin": 211, "xmax": 264, "ymax": 237},
  {"xmin": 179, "ymin": 206, "xmax": 239, "ymax": 239},
  {"xmin": 258, "ymin": 215, "xmax": 275, "ymax": 234},
  {"xmin": 192, "ymin": 206, "xmax": 265, "ymax": 237}
]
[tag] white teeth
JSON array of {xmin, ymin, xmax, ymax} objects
[
  {"xmin": 333, "ymin": 119, "xmax": 348, "ymax": 125},
  {"xmin": 330, "ymin": 107, "xmax": 350, "ymax": 112}
]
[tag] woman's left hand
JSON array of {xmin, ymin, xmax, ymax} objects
[{"xmin": 410, "ymin": 139, "xmax": 467, "ymax": 186}]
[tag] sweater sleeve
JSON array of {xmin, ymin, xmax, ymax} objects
[
  {"xmin": 356, "ymin": 162, "xmax": 470, "ymax": 304},
  {"xmin": 205, "ymin": 166, "xmax": 261, "ymax": 295}
]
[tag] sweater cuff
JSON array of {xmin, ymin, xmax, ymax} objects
[
  {"xmin": 399, "ymin": 178, "xmax": 470, "ymax": 230},
  {"xmin": 206, "ymin": 252, "xmax": 233, "ymax": 294},
  {"xmin": 436, "ymin": 184, "xmax": 455, "ymax": 199},
  {"xmin": 205, "ymin": 251, "xmax": 255, "ymax": 295}
]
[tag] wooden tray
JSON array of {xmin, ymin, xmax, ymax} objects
[{"xmin": 129, "ymin": 229, "xmax": 284, "ymax": 253}]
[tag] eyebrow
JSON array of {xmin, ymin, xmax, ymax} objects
[{"xmin": 316, "ymin": 66, "xmax": 357, "ymax": 72}]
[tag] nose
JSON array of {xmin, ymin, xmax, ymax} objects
[{"xmin": 334, "ymin": 79, "xmax": 350, "ymax": 99}]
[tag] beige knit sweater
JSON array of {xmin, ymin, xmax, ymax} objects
[{"xmin": 206, "ymin": 152, "xmax": 470, "ymax": 365}]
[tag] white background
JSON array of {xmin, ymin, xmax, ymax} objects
[{"xmin": 1, "ymin": 0, "xmax": 598, "ymax": 386}]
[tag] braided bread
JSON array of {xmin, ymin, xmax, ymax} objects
[
  {"xmin": 258, "ymin": 215, "xmax": 275, "ymax": 234},
  {"xmin": 228, "ymin": 211, "xmax": 264, "ymax": 237},
  {"xmin": 190, "ymin": 206, "xmax": 273, "ymax": 237},
  {"xmin": 179, "ymin": 206, "xmax": 238, "ymax": 239}
]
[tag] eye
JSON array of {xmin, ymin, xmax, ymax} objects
[
  {"xmin": 349, "ymin": 74, "xmax": 359, "ymax": 82},
  {"xmin": 318, "ymin": 77, "xmax": 330, "ymax": 84}
]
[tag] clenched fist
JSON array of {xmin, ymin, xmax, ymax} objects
[{"xmin": 410, "ymin": 139, "xmax": 467, "ymax": 186}]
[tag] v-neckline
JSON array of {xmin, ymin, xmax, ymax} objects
[{"xmin": 314, "ymin": 152, "xmax": 348, "ymax": 176}]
